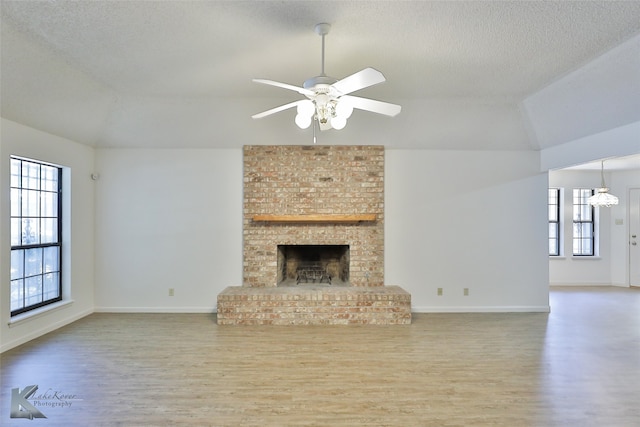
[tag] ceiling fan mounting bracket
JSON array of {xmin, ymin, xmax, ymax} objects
[
  {"xmin": 315, "ymin": 23, "xmax": 331, "ymax": 36},
  {"xmin": 303, "ymin": 76, "xmax": 338, "ymax": 90}
]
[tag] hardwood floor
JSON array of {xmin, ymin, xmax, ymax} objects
[{"xmin": 1, "ymin": 286, "xmax": 639, "ymax": 426}]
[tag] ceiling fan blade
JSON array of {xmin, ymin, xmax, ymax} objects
[
  {"xmin": 331, "ymin": 67, "xmax": 386, "ymax": 95},
  {"xmin": 341, "ymin": 95, "xmax": 402, "ymax": 117},
  {"xmin": 253, "ymin": 79, "xmax": 315, "ymax": 96},
  {"xmin": 252, "ymin": 100, "xmax": 304, "ymax": 119}
]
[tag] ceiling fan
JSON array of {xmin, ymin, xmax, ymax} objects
[{"xmin": 252, "ymin": 23, "xmax": 401, "ymax": 131}]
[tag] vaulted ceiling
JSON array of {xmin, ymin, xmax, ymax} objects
[{"xmin": 2, "ymin": 1, "xmax": 639, "ymax": 152}]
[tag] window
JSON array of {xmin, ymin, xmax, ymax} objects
[
  {"xmin": 572, "ymin": 188, "xmax": 595, "ymax": 256},
  {"xmin": 548, "ymin": 188, "xmax": 560, "ymax": 256},
  {"xmin": 10, "ymin": 157, "xmax": 62, "ymax": 316}
]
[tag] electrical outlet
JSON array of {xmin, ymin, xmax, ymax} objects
[
  {"xmin": 464, "ymin": 288, "xmax": 469, "ymax": 296},
  {"xmin": 437, "ymin": 288, "xmax": 443, "ymax": 296},
  {"xmin": 168, "ymin": 288, "xmax": 174, "ymax": 297}
]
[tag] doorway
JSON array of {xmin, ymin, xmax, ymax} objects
[{"xmin": 630, "ymin": 188, "xmax": 640, "ymax": 286}]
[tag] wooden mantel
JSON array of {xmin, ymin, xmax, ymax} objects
[{"xmin": 252, "ymin": 214, "xmax": 377, "ymax": 223}]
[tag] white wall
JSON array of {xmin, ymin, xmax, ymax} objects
[
  {"xmin": 94, "ymin": 148, "xmax": 243, "ymax": 312},
  {"xmin": 93, "ymin": 147, "xmax": 550, "ymax": 313},
  {"xmin": 548, "ymin": 169, "xmax": 639, "ymax": 286},
  {"xmin": 0, "ymin": 119, "xmax": 95, "ymax": 352},
  {"xmin": 385, "ymin": 150, "xmax": 549, "ymax": 312}
]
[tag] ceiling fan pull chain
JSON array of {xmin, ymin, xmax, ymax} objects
[{"xmin": 313, "ymin": 117, "xmax": 317, "ymax": 144}]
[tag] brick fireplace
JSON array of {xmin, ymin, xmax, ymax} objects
[{"xmin": 216, "ymin": 145, "xmax": 411, "ymax": 325}]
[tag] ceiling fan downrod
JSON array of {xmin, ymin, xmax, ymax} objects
[
  {"xmin": 316, "ymin": 23, "xmax": 330, "ymax": 76},
  {"xmin": 304, "ymin": 24, "xmax": 336, "ymax": 89}
]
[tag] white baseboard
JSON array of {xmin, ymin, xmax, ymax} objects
[
  {"xmin": 612, "ymin": 282, "xmax": 630, "ymax": 288},
  {"xmin": 1, "ymin": 307, "xmax": 93, "ymax": 353},
  {"xmin": 93, "ymin": 306, "xmax": 216, "ymax": 313},
  {"xmin": 412, "ymin": 306, "xmax": 550, "ymax": 313},
  {"xmin": 550, "ymin": 282, "xmax": 613, "ymax": 287}
]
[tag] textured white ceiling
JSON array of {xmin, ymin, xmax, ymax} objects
[{"xmin": 2, "ymin": 1, "xmax": 640, "ymax": 150}]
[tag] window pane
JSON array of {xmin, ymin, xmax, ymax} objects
[
  {"xmin": 23, "ymin": 162, "xmax": 40, "ymax": 190},
  {"xmin": 43, "ymin": 273, "xmax": 60, "ymax": 300},
  {"xmin": 25, "ymin": 248, "xmax": 43, "ymax": 277},
  {"xmin": 574, "ymin": 238, "xmax": 593, "ymax": 256},
  {"xmin": 22, "ymin": 218, "xmax": 39, "ymax": 245},
  {"xmin": 25, "ymin": 276, "xmax": 43, "ymax": 306},
  {"xmin": 41, "ymin": 191, "xmax": 57, "ymax": 217},
  {"xmin": 11, "ymin": 279, "xmax": 24, "ymax": 311},
  {"xmin": 573, "ymin": 222, "xmax": 592, "ymax": 239},
  {"xmin": 549, "ymin": 239, "xmax": 558, "ymax": 256},
  {"xmin": 11, "ymin": 218, "xmax": 22, "ymax": 245},
  {"xmin": 548, "ymin": 205, "xmax": 558, "ymax": 222},
  {"xmin": 11, "ymin": 250, "xmax": 24, "ymax": 280},
  {"xmin": 22, "ymin": 189, "xmax": 40, "ymax": 217},
  {"xmin": 580, "ymin": 222, "xmax": 593, "ymax": 239},
  {"xmin": 579, "ymin": 203, "xmax": 592, "ymax": 221},
  {"xmin": 582, "ymin": 238, "xmax": 593, "ymax": 255},
  {"xmin": 41, "ymin": 165, "xmax": 58, "ymax": 192},
  {"xmin": 573, "ymin": 238, "xmax": 583, "ymax": 255},
  {"xmin": 11, "ymin": 188, "xmax": 21, "ymax": 216},
  {"xmin": 43, "ymin": 246, "xmax": 60, "ymax": 273},
  {"xmin": 549, "ymin": 223, "xmax": 558, "ymax": 238},
  {"xmin": 41, "ymin": 218, "xmax": 58, "ymax": 244},
  {"xmin": 11, "ymin": 158, "xmax": 21, "ymax": 187}
]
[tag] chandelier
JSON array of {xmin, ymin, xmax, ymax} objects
[{"xmin": 587, "ymin": 160, "xmax": 619, "ymax": 207}]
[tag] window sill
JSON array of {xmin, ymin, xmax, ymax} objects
[
  {"xmin": 8, "ymin": 300, "xmax": 75, "ymax": 327},
  {"xmin": 571, "ymin": 256, "xmax": 602, "ymax": 260}
]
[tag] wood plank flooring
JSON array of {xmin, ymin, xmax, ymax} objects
[{"xmin": 1, "ymin": 286, "xmax": 639, "ymax": 426}]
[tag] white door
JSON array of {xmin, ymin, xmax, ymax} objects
[{"xmin": 630, "ymin": 188, "xmax": 640, "ymax": 286}]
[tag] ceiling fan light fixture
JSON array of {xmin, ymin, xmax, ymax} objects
[{"xmin": 251, "ymin": 23, "xmax": 401, "ymax": 135}]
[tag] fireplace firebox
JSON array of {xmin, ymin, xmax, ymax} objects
[{"xmin": 277, "ymin": 245, "xmax": 349, "ymax": 287}]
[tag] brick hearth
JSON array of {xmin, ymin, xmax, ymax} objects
[{"xmin": 217, "ymin": 286, "xmax": 411, "ymax": 325}]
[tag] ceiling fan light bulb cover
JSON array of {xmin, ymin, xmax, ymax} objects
[
  {"xmin": 295, "ymin": 113, "xmax": 312, "ymax": 129},
  {"xmin": 297, "ymin": 100, "xmax": 314, "ymax": 116},
  {"xmin": 331, "ymin": 116, "xmax": 347, "ymax": 130},
  {"xmin": 335, "ymin": 101, "xmax": 353, "ymax": 119}
]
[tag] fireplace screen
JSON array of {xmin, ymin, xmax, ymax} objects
[{"xmin": 277, "ymin": 245, "xmax": 350, "ymax": 286}]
